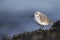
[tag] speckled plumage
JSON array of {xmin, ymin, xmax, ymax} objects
[{"xmin": 34, "ymin": 11, "xmax": 53, "ymax": 27}]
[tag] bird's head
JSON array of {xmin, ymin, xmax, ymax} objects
[{"xmin": 34, "ymin": 11, "xmax": 42, "ymax": 17}]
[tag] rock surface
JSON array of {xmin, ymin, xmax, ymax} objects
[{"xmin": 2, "ymin": 20, "xmax": 60, "ymax": 40}]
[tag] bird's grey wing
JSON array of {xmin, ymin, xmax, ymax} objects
[{"xmin": 39, "ymin": 15, "xmax": 52, "ymax": 24}]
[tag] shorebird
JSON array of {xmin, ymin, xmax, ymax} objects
[{"xmin": 34, "ymin": 11, "xmax": 53, "ymax": 29}]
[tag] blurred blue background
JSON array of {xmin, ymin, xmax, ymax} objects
[{"xmin": 0, "ymin": 0, "xmax": 60, "ymax": 37}]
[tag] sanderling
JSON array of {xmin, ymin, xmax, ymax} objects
[{"xmin": 34, "ymin": 11, "xmax": 53, "ymax": 29}]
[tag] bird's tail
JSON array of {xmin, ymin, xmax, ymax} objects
[{"xmin": 50, "ymin": 21, "xmax": 54, "ymax": 25}]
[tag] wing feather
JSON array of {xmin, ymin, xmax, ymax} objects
[{"xmin": 39, "ymin": 14, "xmax": 51, "ymax": 24}]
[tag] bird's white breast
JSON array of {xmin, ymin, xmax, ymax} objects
[{"xmin": 34, "ymin": 16, "xmax": 48, "ymax": 25}]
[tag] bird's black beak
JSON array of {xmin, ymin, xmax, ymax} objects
[{"xmin": 32, "ymin": 15, "xmax": 34, "ymax": 17}]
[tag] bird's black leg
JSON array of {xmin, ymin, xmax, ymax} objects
[{"xmin": 40, "ymin": 25, "xmax": 44, "ymax": 30}]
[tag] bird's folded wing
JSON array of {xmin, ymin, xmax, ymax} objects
[{"xmin": 39, "ymin": 14, "xmax": 51, "ymax": 23}]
